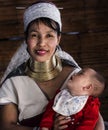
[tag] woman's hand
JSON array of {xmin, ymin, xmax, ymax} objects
[{"xmin": 53, "ymin": 113, "xmax": 71, "ymax": 130}]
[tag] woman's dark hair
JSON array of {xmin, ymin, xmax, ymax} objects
[{"xmin": 25, "ymin": 17, "xmax": 61, "ymax": 40}]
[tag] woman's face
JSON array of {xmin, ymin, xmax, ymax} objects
[{"xmin": 26, "ymin": 22, "xmax": 61, "ymax": 62}]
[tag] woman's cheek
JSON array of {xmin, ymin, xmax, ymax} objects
[
  {"xmin": 27, "ymin": 39, "xmax": 36, "ymax": 48},
  {"xmin": 52, "ymin": 43, "xmax": 58, "ymax": 52}
]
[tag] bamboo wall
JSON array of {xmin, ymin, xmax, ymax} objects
[{"xmin": 0, "ymin": 0, "xmax": 108, "ymax": 120}]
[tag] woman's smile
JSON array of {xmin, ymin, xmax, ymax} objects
[{"xmin": 36, "ymin": 49, "xmax": 48, "ymax": 56}]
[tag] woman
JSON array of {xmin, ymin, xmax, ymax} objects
[{"xmin": 0, "ymin": 1, "xmax": 104, "ymax": 130}]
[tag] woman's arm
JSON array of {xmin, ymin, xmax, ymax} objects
[
  {"xmin": 0, "ymin": 103, "xmax": 33, "ymax": 130},
  {"xmin": 95, "ymin": 112, "xmax": 105, "ymax": 130}
]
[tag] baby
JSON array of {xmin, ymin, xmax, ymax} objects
[{"xmin": 40, "ymin": 68, "xmax": 105, "ymax": 130}]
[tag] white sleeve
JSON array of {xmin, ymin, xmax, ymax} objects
[{"xmin": 0, "ymin": 78, "xmax": 18, "ymax": 105}]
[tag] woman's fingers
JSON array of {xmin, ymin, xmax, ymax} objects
[{"xmin": 53, "ymin": 114, "xmax": 71, "ymax": 130}]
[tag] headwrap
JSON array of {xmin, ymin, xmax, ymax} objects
[{"xmin": 23, "ymin": 2, "xmax": 62, "ymax": 31}]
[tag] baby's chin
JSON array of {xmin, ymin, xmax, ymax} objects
[{"xmin": 70, "ymin": 92, "xmax": 83, "ymax": 96}]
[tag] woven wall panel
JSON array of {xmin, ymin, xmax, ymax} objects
[{"xmin": 0, "ymin": 2, "xmax": 19, "ymax": 38}]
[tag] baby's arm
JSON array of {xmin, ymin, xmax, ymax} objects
[{"xmin": 76, "ymin": 97, "xmax": 100, "ymax": 130}]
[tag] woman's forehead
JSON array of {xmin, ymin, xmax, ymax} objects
[{"xmin": 28, "ymin": 22, "xmax": 54, "ymax": 33}]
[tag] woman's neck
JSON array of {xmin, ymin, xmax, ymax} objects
[{"xmin": 25, "ymin": 55, "xmax": 62, "ymax": 82}]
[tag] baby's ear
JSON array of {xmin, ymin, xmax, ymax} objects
[
  {"xmin": 83, "ymin": 84, "xmax": 95, "ymax": 96},
  {"xmin": 83, "ymin": 84, "xmax": 93, "ymax": 91}
]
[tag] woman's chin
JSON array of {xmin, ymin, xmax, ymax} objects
[{"xmin": 34, "ymin": 57, "xmax": 48, "ymax": 62}]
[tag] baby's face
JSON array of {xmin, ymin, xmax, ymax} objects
[{"xmin": 67, "ymin": 70, "xmax": 90, "ymax": 96}]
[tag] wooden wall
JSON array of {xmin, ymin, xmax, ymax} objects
[{"xmin": 0, "ymin": 0, "xmax": 108, "ymax": 120}]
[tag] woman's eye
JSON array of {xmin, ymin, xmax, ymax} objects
[
  {"xmin": 47, "ymin": 34, "xmax": 53, "ymax": 38},
  {"xmin": 29, "ymin": 32, "xmax": 38, "ymax": 38},
  {"xmin": 31, "ymin": 34, "xmax": 37, "ymax": 37}
]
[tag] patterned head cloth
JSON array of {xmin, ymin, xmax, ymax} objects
[{"xmin": 23, "ymin": 2, "xmax": 62, "ymax": 31}]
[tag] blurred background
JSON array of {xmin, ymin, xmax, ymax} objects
[{"xmin": 0, "ymin": 0, "xmax": 108, "ymax": 120}]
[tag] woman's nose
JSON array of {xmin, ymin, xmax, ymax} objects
[{"xmin": 38, "ymin": 37, "xmax": 46, "ymax": 46}]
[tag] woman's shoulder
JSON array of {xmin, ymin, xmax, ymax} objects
[
  {"xmin": 2, "ymin": 62, "xmax": 27, "ymax": 83},
  {"xmin": 62, "ymin": 59, "xmax": 78, "ymax": 67},
  {"xmin": 61, "ymin": 59, "xmax": 81, "ymax": 74}
]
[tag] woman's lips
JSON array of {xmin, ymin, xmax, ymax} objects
[{"xmin": 35, "ymin": 49, "xmax": 48, "ymax": 56}]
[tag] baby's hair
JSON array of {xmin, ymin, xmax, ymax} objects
[
  {"xmin": 93, "ymin": 69, "xmax": 105, "ymax": 96},
  {"xmin": 83, "ymin": 67, "xmax": 105, "ymax": 96},
  {"xmin": 93, "ymin": 70, "xmax": 105, "ymax": 86}
]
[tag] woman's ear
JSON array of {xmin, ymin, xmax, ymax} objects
[{"xmin": 57, "ymin": 35, "xmax": 61, "ymax": 45}]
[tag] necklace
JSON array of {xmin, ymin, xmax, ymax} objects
[{"xmin": 25, "ymin": 55, "xmax": 62, "ymax": 82}]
